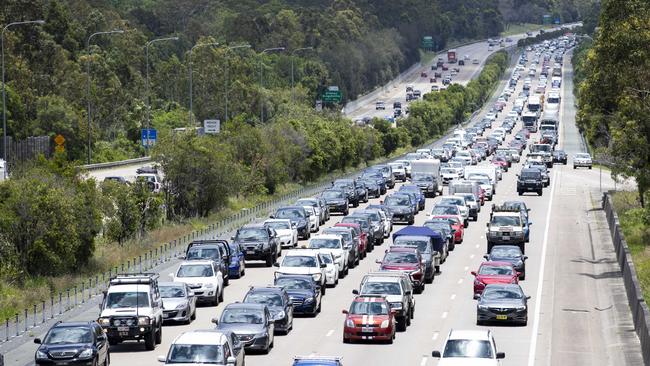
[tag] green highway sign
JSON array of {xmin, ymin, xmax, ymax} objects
[
  {"xmin": 322, "ymin": 86, "xmax": 342, "ymax": 103},
  {"xmin": 421, "ymin": 36, "xmax": 434, "ymax": 50}
]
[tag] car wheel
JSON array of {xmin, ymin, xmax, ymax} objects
[
  {"xmin": 317, "ymin": 300, "xmax": 322, "ymax": 313},
  {"xmin": 265, "ymin": 253, "xmax": 273, "ymax": 267},
  {"xmin": 144, "ymin": 330, "xmax": 156, "ymax": 350},
  {"xmin": 518, "ymin": 191, "xmax": 523, "ymax": 196},
  {"xmin": 223, "ymin": 275, "xmax": 229, "ymax": 287},
  {"xmin": 408, "ymin": 217, "xmax": 415, "ymax": 225},
  {"xmin": 213, "ymin": 292, "xmax": 219, "ymax": 306},
  {"xmin": 589, "ymin": 166, "xmax": 592, "ymax": 170},
  {"xmin": 218, "ymin": 287, "xmax": 224, "ymax": 302},
  {"xmin": 343, "ymin": 336, "xmax": 350, "ymax": 344},
  {"xmin": 397, "ymin": 318, "xmax": 407, "ymax": 332},
  {"xmin": 191, "ymin": 309, "xmax": 196, "ymax": 321},
  {"xmin": 573, "ymin": 165, "xmax": 576, "ymax": 169},
  {"xmin": 464, "ymin": 220, "xmax": 468, "ymax": 228},
  {"xmin": 155, "ymin": 324, "xmax": 162, "ymax": 344},
  {"xmin": 538, "ymin": 190, "xmax": 543, "ymax": 196},
  {"xmin": 321, "ymin": 284, "xmax": 326, "ymax": 295}
]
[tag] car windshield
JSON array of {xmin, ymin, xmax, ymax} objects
[
  {"xmin": 412, "ymin": 174, "xmax": 433, "ymax": 182},
  {"xmin": 296, "ymin": 200, "xmax": 317, "ymax": 207},
  {"xmin": 44, "ymin": 327, "xmax": 92, "ymax": 344},
  {"xmin": 105, "ymin": 292, "xmax": 150, "ymax": 309},
  {"xmin": 521, "ymin": 171, "xmax": 541, "ymax": 179},
  {"xmin": 479, "ymin": 265, "xmax": 514, "ymax": 276},
  {"xmin": 383, "ymin": 252, "xmax": 419, "ymax": 263},
  {"xmin": 221, "ymin": 308, "xmax": 264, "ymax": 324},
  {"xmin": 385, "ymin": 196, "xmax": 410, "ymax": 206},
  {"xmin": 236, "ymin": 228, "xmax": 268, "ymax": 241},
  {"xmin": 442, "ymin": 339, "xmax": 494, "ymax": 358},
  {"xmin": 275, "ymin": 278, "xmax": 313, "ymax": 290},
  {"xmin": 491, "ymin": 216, "xmax": 521, "ymax": 226},
  {"xmin": 394, "ymin": 239, "xmax": 430, "ymax": 253},
  {"xmin": 482, "ymin": 288, "xmax": 524, "ymax": 300},
  {"xmin": 321, "ymin": 191, "xmax": 344, "ymax": 199},
  {"xmin": 424, "ymin": 222, "xmax": 451, "ymax": 232},
  {"xmin": 431, "ymin": 206, "xmax": 458, "ymax": 215},
  {"xmin": 470, "ymin": 177, "xmax": 490, "ymax": 185},
  {"xmin": 167, "ymin": 344, "xmax": 224, "ymax": 364},
  {"xmin": 490, "ymin": 247, "xmax": 522, "ymax": 258},
  {"xmin": 442, "ymin": 168, "xmax": 457, "ymax": 174},
  {"xmin": 160, "ymin": 286, "xmax": 186, "ymax": 298},
  {"xmin": 266, "ymin": 221, "xmax": 290, "ymax": 230},
  {"xmin": 576, "ymin": 153, "xmax": 591, "ymax": 159},
  {"xmin": 282, "ymin": 256, "xmax": 317, "ymax": 267},
  {"xmin": 275, "ymin": 208, "xmax": 304, "ymax": 219},
  {"xmin": 309, "ymin": 238, "xmax": 341, "ymax": 249},
  {"xmin": 186, "ymin": 247, "xmax": 219, "ymax": 260},
  {"xmin": 361, "ymin": 282, "xmax": 402, "ymax": 295},
  {"xmin": 349, "ymin": 301, "xmax": 389, "ymax": 315},
  {"xmin": 323, "ymin": 230, "xmax": 351, "ymax": 242},
  {"xmin": 177, "ymin": 264, "xmax": 213, "ymax": 278},
  {"xmin": 441, "ymin": 198, "xmax": 463, "ymax": 206},
  {"xmin": 245, "ymin": 292, "xmax": 284, "ymax": 306}
]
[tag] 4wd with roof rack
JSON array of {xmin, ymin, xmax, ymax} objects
[{"xmin": 486, "ymin": 206, "xmax": 527, "ymax": 253}]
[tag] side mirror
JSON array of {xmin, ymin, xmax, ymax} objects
[
  {"xmin": 483, "ymin": 254, "xmax": 489, "ymax": 260},
  {"xmin": 516, "ymin": 272, "xmax": 522, "ymax": 278},
  {"xmin": 471, "ymin": 271, "xmax": 477, "ymax": 276},
  {"xmin": 226, "ymin": 356, "xmax": 237, "ymax": 365},
  {"xmin": 269, "ymin": 215, "xmax": 275, "ymax": 219},
  {"xmin": 178, "ymin": 254, "xmax": 186, "ymax": 260},
  {"xmin": 342, "ymin": 309, "xmax": 349, "ymax": 314},
  {"xmin": 352, "ymin": 289, "xmax": 359, "ymax": 295},
  {"xmin": 528, "ymin": 222, "xmax": 533, "ymax": 225},
  {"xmin": 473, "ymin": 293, "xmax": 480, "ymax": 300},
  {"xmin": 188, "ymin": 291, "xmax": 195, "ymax": 297},
  {"xmin": 405, "ymin": 291, "xmax": 412, "ymax": 296},
  {"xmin": 230, "ymin": 236, "xmax": 235, "ymax": 240},
  {"xmin": 375, "ymin": 259, "xmax": 382, "ymax": 264},
  {"xmin": 527, "ymin": 208, "xmax": 531, "ymax": 211},
  {"xmin": 526, "ymin": 295, "xmax": 532, "ymax": 300},
  {"xmin": 320, "ymin": 263, "xmax": 327, "ymax": 268},
  {"xmin": 496, "ymin": 352, "xmax": 506, "ymax": 359},
  {"xmin": 432, "ymin": 350, "xmax": 441, "ymax": 358},
  {"xmin": 34, "ymin": 338, "xmax": 42, "ymax": 344},
  {"xmin": 485, "ymin": 222, "xmax": 489, "ymax": 227},
  {"xmin": 211, "ymin": 317, "xmax": 219, "ymax": 325},
  {"xmin": 273, "ymin": 262, "xmax": 280, "ymax": 267},
  {"xmin": 523, "ymin": 256, "xmax": 528, "ymax": 260},
  {"xmin": 157, "ymin": 355, "xmax": 167, "ymax": 363}
]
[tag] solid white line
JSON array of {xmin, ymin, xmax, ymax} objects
[
  {"xmin": 450, "ymin": 294, "xmax": 456, "ymax": 300},
  {"xmin": 420, "ymin": 357, "xmax": 428, "ymax": 366},
  {"xmin": 475, "ymin": 244, "xmax": 480, "ymax": 248},
  {"xmin": 441, "ymin": 312, "xmax": 448, "ymax": 319},
  {"xmin": 457, "ymin": 278, "xmax": 464, "ymax": 284},
  {"xmin": 326, "ymin": 329, "xmax": 334, "ymax": 337},
  {"xmin": 464, "ymin": 266, "xmax": 469, "ymax": 271},
  {"xmin": 527, "ymin": 169, "xmax": 558, "ymax": 366},
  {"xmin": 469, "ymin": 254, "xmax": 475, "ymax": 259},
  {"xmin": 432, "ymin": 331, "xmax": 439, "ymax": 340}
]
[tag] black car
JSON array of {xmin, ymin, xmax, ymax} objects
[
  {"xmin": 35, "ymin": 321, "xmax": 110, "ymax": 366},
  {"xmin": 103, "ymin": 176, "xmax": 129, "ymax": 185},
  {"xmin": 484, "ymin": 245, "xmax": 528, "ymax": 280},
  {"xmin": 476, "ymin": 284, "xmax": 530, "ymax": 326},
  {"xmin": 135, "ymin": 166, "xmax": 157, "ymax": 174},
  {"xmin": 243, "ymin": 286, "xmax": 294, "ymax": 334},
  {"xmin": 274, "ymin": 275, "xmax": 322, "ymax": 316},
  {"xmin": 362, "ymin": 170, "xmax": 388, "ymax": 194},
  {"xmin": 383, "ymin": 194, "xmax": 416, "ymax": 224},
  {"xmin": 411, "ymin": 173, "xmax": 437, "ymax": 198},
  {"xmin": 320, "ymin": 189, "xmax": 349, "ymax": 216},
  {"xmin": 552, "ymin": 150, "xmax": 567, "ymax": 164},
  {"xmin": 358, "ymin": 179, "xmax": 381, "ymax": 198},
  {"xmin": 340, "ymin": 215, "xmax": 375, "ymax": 252},
  {"xmin": 332, "ymin": 179, "xmax": 361, "ymax": 207},
  {"xmin": 272, "ymin": 206, "xmax": 311, "ymax": 239},
  {"xmin": 322, "ymin": 226, "xmax": 360, "ymax": 268},
  {"xmin": 184, "ymin": 241, "xmax": 230, "ymax": 285},
  {"xmin": 516, "ymin": 168, "xmax": 544, "ymax": 196},
  {"xmin": 232, "ymin": 224, "xmax": 279, "ymax": 266},
  {"xmin": 214, "ymin": 303, "xmax": 274, "ymax": 353}
]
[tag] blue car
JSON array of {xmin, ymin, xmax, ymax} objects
[
  {"xmin": 228, "ymin": 242, "xmax": 246, "ymax": 278},
  {"xmin": 399, "ymin": 185, "xmax": 426, "ymax": 211},
  {"xmin": 293, "ymin": 356, "xmax": 343, "ymax": 366},
  {"xmin": 274, "ymin": 275, "xmax": 321, "ymax": 316}
]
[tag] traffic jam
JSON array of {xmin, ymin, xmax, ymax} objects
[{"xmin": 33, "ymin": 35, "xmax": 584, "ymax": 366}]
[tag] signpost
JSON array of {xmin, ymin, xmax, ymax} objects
[
  {"xmin": 322, "ymin": 86, "xmax": 342, "ymax": 104},
  {"xmin": 54, "ymin": 134, "xmax": 65, "ymax": 153},
  {"xmin": 421, "ymin": 36, "xmax": 434, "ymax": 51},
  {"xmin": 141, "ymin": 128, "xmax": 157, "ymax": 147},
  {"xmin": 203, "ymin": 119, "xmax": 221, "ymax": 134}
]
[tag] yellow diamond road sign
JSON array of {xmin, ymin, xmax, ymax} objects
[{"xmin": 54, "ymin": 134, "xmax": 65, "ymax": 145}]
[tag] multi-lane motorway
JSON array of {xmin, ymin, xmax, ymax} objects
[{"xmin": 5, "ymin": 30, "xmax": 643, "ymax": 366}]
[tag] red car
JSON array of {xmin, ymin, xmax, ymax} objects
[
  {"xmin": 478, "ymin": 188, "xmax": 486, "ymax": 206},
  {"xmin": 491, "ymin": 156, "xmax": 509, "ymax": 172},
  {"xmin": 441, "ymin": 65, "xmax": 449, "ymax": 71},
  {"xmin": 471, "ymin": 261, "xmax": 520, "ymax": 298},
  {"xmin": 420, "ymin": 71, "xmax": 428, "ymax": 77},
  {"xmin": 342, "ymin": 295, "xmax": 396, "ymax": 344},
  {"xmin": 376, "ymin": 246, "xmax": 425, "ymax": 293},
  {"xmin": 335, "ymin": 222, "xmax": 367, "ymax": 259},
  {"xmin": 430, "ymin": 215, "xmax": 464, "ymax": 243}
]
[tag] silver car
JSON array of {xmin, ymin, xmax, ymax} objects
[
  {"xmin": 476, "ymin": 284, "xmax": 529, "ymax": 326},
  {"xmin": 160, "ymin": 282, "xmax": 197, "ymax": 324},
  {"xmin": 573, "ymin": 153, "xmax": 593, "ymax": 169}
]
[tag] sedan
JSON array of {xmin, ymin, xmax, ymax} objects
[
  {"xmin": 476, "ymin": 284, "xmax": 530, "ymax": 326},
  {"xmin": 471, "ymin": 261, "xmax": 519, "ymax": 299},
  {"xmin": 573, "ymin": 153, "xmax": 593, "ymax": 169},
  {"xmin": 484, "ymin": 245, "xmax": 527, "ymax": 280}
]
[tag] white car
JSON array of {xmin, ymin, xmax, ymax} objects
[
  {"xmin": 468, "ymin": 175, "xmax": 494, "ymax": 200},
  {"xmin": 302, "ymin": 205, "xmax": 320, "ymax": 232},
  {"xmin": 441, "ymin": 167, "xmax": 461, "ymax": 185},
  {"xmin": 306, "ymin": 234, "xmax": 349, "ymax": 278},
  {"xmin": 573, "ymin": 153, "xmax": 593, "ymax": 169},
  {"xmin": 431, "ymin": 329, "xmax": 505, "ymax": 365},
  {"xmin": 296, "ymin": 198, "xmax": 326, "ymax": 224},
  {"xmin": 274, "ymin": 249, "xmax": 327, "ymax": 295},
  {"xmin": 158, "ymin": 330, "xmax": 243, "ymax": 365},
  {"xmin": 264, "ymin": 219, "xmax": 298, "ymax": 249},
  {"xmin": 136, "ymin": 173, "xmax": 162, "ymax": 193},
  {"xmin": 439, "ymin": 196, "xmax": 470, "ymax": 227},
  {"xmin": 318, "ymin": 252, "xmax": 339, "ymax": 287},
  {"xmin": 454, "ymin": 150, "xmax": 473, "ymax": 166},
  {"xmin": 170, "ymin": 260, "xmax": 224, "ymax": 306}
]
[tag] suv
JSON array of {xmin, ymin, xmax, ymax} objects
[
  {"xmin": 486, "ymin": 210, "xmax": 526, "ymax": 253},
  {"xmin": 383, "ymin": 194, "xmax": 416, "ymax": 224},
  {"xmin": 412, "ymin": 173, "xmax": 438, "ymax": 197},
  {"xmin": 431, "ymin": 329, "xmax": 505, "ymax": 365},
  {"xmin": 98, "ymin": 273, "xmax": 163, "ymax": 350},
  {"xmin": 159, "ymin": 330, "xmax": 243, "ymax": 365},
  {"xmin": 274, "ymin": 249, "xmax": 328, "ymax": 295},
  {"xmin": 517, "ymin": 168, "xmax": 544, "ymax": 196},
  {"xmin": 355, "ymin": 272, "xmax": 415, "ymax": 331},
  {"xmin": 320, "ymin": 189, "xmax": 349, "ymax": 216},
  {"xmin": 35, "ymin": 321, "xmax": 110, "ymax": 366},
  {"xmin": 232, "ymin": 224, "xmax": 279, "ymax": 267},
  {"xmin": 184, "ymin": 240, "xmax": 231, "ymax": 286},
  {"xmin": 243, "ymin": 286, "xmax": 294, "ymax": 334},
  {"xmin": 322, "ymin": 226, "xmax": 360, "ymax": 268},
  {"xmin": 214, "ymin": 303, "xmax": 274, "ymax": 354}
]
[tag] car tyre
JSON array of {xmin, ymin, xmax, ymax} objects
[
  {"xmin": 191, "ymin": 309, "xmax": 196, "ymax": 321},
  {"xmin": 218, "ymin": 287, "xmax": 224, "ymax": 303},
  {"xmin": 538, "ymin": 190, "xmax": 543, "ymax": 196},
  {"xmin": 144, "ymin": 330, "xmax": 156, "ymax": 350},
  {"xmin": 265, "ymin": 252, "xmax": 274, "ymax": 267},
  {"xmin": 397, "ymin": 318, "xmax": 407, "ymax": 332},
  {"xmin": 343, "ymin": 336, "xmax": 350, "ymax": 344},
  {"xmin": 155, "ymin": 323, "xmax": 162, "ymax": 344}
]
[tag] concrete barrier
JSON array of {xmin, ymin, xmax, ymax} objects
[
  {"xmin": 602, "ymin": 192, "xmax": 650, "ymax": 364},
  {"xmin": 80, "ymin": 156, "xmax": 151, "ymax": 172}
]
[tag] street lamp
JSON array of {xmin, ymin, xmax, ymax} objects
[
  {"xmin": 2, "ymin": 19, "xmax": 45, "ymax": 178},
  {"xmin": 290, "ymin": 47, "xmax": 313, "ymax": 103},
  {"xmin": 188, "ymin": 41, "xmax": 219, "ymax": 126},
  {"xmin": 145, "ymin": 36, "xmax": 179, "ymax": 153},
  {"xmin": 224, "ymin": 44, "xmax": 251, "ymax": 123},
  {"xmin": 86, "ymin": 29, "xmax": 124, "ymax": 164},
  {"xmin": 259, "ymin": 47, "xmax": 285, "ymax": 123}
]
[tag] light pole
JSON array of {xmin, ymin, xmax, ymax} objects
[
  {"xmin": 290, "ymin": 47, "xmax": 313, "ymax": 104},
  {"xmin": 188, "ymin": 41, "xmax": 219, "ymax": 126},
  {"xmin": 259, "ymin": 47, "xmax": 285, "ymax": 123},
  {"xmin": 224, "ymin": 44, "xmax": 251, "ymax": 123},
  {"xmin": 86, "ymin": 30, "xmax": 124, "ymax": 164},
  {"xmin": 2, "ymin": 19, "xmax": 45, "ymax": 178},
  {"xmin": 145, "ymin": 36, "xmax": 179, "ymax": 153}
]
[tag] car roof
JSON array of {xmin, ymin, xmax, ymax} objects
[
  {"xmin": 352, "ymin": 295, "xmax": 388, "ymax": 303},
  {"xmin": 241, "ymin": 223, "xmax": 267, "ymax": 229},
  {"xmin": 172, "ymin": 330, "xmax": 229, "ymax": 346},
  {"xmin": 284, "ymin": 249, "xmax": 320, "ymax": 257},
  {"xmin": 480, "ymin": 261, "xmax": 515, "ymax": 267},
  {"xmin": 159, "ymin": 282, "xmax": 187, "ymax": 287},
  {"xmin": 224, "ymin": 302, "xmax": 267, "ymax": 311},
  {"xmin": 179, "ymin": 260, "xmax": 214, "ymax": 266},
  {"xmin": 52, "ymin": 321, "xmax": 94, "ymax": 328},
  {"xmin": 448, "ymin": 329, "xmax": 491, "ymax": 341},
  {"xmin": 247, "ymin": 286, "xmax": 285, "ymax": 294},
  {"xmin": 387, "ymin": 246, "xmax": 421, "ymax": 253},
  {"xmin": 492, "ymin": 212, "xmax": 521, "ymax": 217},
  {"xmin": 310, "ymin": 234, "xmax": 342, "ymax": 241}
]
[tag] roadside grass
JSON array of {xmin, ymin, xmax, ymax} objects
[{"xmin": 611, "ymin": 190, "xmax": 650, "ymax": 303}]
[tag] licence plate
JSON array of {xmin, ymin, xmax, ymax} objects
[
  {"xmin": 246, "ymin": 250, "xmax": 256, "ymax": 254},
  {"xmin": 362, "ymin": 327, "xmax": 374, "ymax": 333},
  {"xmin": 502, "ymin": 236, "xmax": 510, "ymax": 240},
  {"xmin": 496, "ymin": 315, "xmax": 508, "ymax": 320},
  {"xmin": 117, "ymin": 326, "xmax": 130, "ymax": 332}
]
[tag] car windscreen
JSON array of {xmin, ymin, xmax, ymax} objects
[
  {"xmin": 442, "ymin": 339, "xmax": 493, "ymax": 358},
  {"xmin": 424, "ymin": 222, "xmax": 451, "ymax": 233},
  {"xmin": 266, "ymin": 221, "xmax": 290, "ymax": 230},
  {"xmin": 384, "ymin": 196, "xmax": 410, "ymax": 206},
  {"xmin": 412, "ymin": 174, "xmax": 433, "ymax": 182},
  {"xmin": 319, "ymin": 253, "xmax": 334, "ymax": 264},
  {"xmin": 167, "ymin": 344, "xmax": 224, "ymax": 364},
  {"xmin": 393, "ymin": 239, "xmax": 430, "ymax": 253},
  {"xmin": 275, "ymin": 208, "xmax": 305, "ymax": 219},
  {"xmin": 520, "ymin": 171, "xmax": 541, "ymax": 180},
  {"xmin": 309, "ymin": 238, "xmax": 341, "ymax": 249},
  {"xmin": 490, "ymin": 216, "xmax": 521, "ymax": 226},
  {"xmin": 383, "ymin": 252, "xmax": 419, "ymax": 264},
  {"xmin": 321, "ymin": 191, "xmax": 344, "ymax": 199},
  {"xmin": 482, "ymin": 287, "xmax": 524, "ymax": 300},
  {"xmin": 575, "ymin": 153, "xmax": 591, "ymax": 159},
  {"xmin": 431, "ymin": 206, "xmax": 458, "ymax": 215},
  {"xmin": 441, "ymin": 168, "xmax": 457, "ymax": 174},
  {"xmin": 349, "ymin": 301, "xmax": 389, "ymax": 315},
  {"xmin": 105, "ymin": 292, "xmax": 150, "ymax": 309},
  {"xmin": 479, "ymin": 265, "xmax": 514, "ymax": 276},
  {"xmin": 244, "ymin": 292, "xmax": 284, "ymax": 306},
  {"xmin": 186, "ymin": 247, "xmax": 219, "ymax": 260},
  {"xmin": 296, "ymin": 200, "xmax": 317, "ymax": 207},
  {"xmin": 160, "ymin": 285, "xmax": 186, "ymax": 298},
  {"xmin": 220, "ymin": 308, "xmax": 263, "ymax": 324},
  {"xmin": 361, "ymin": 282, "xmax": 401, "ymax": 295},
  {"xmin": 275, "ymin": 278, "xmax": 313, "ymax": 290},
  {"xmin": 440, "ymin": 198, "xmax": 463, "ymax": 206},
  {"xmin": 342, "ymin": 217, "xmax": 368, "ymax": 229},
  {"xmin": 323, "ymin": 230, "xmax": 351, "ymax": 243},
  {"xmin": 281, "ymin": 256, "xmax": 317, "ymax": 267},
  {"xmin": 236, "ymin": 228, "xmax": 268, "ymax": 241},
  {"xmin": 490, "ymin": 246, "xmax": 522, "ymax": 258},
  {"xmin": 177, "ymin": 264, "xmax": 213, "ymax": 278},
  {"xmin": 44, "ymin": 327, "xmax": 92, "ymax": 344}
]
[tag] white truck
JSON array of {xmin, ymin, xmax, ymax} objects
[
  {"xmin": 410, "ymin": 159, "xmax": 443, "ymax": 195},
  {"xmin": 464, "ymin": 166, "xmax": 497, "ymax": 186}
]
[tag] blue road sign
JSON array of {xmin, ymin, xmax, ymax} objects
[{"xmin": 141, "ymin": 128, "xmax": 157, "ymax": 147}]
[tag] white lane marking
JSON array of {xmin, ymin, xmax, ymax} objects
[
  {"xmin": 326, "ymin": 329, "xmax": 334, "ymax": 337},
  {"xmin": 457, "ymin": 278, "xmax": 464, "ymax": 284},
  {"xmin": 450, "ymin": 294, "xmax": 456, "ymax": 300},
  {"xmin": 527, "ymin": 169, "xmax": 558, "ymax": 366},
  {"xmin": 441, "ymin": 312, "xmax": 448, "ymax": 319},
  {"xmin": 432, "ymin": 331, "xmax": 439, "ymax": 340},
  {"xmin": 420, "ymin": 357, "xmax": 428, "ymax": 366},
  {"xmin": 475, "ymin": 244, "xmax": 480, "ymax": 248},
  {"xmin": 470, "ymin": 254, "xmax": 475, "ymax": 259},
  {"xmin": 464, "ymin": 266, "xmax": 469, "ymax": 271}
]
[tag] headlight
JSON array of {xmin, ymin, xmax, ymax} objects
[
  {"xmin": 36, "ymin": 350, "xmax": 48, "ymax": 360},
  {"xmin": 98, "ymin": 318, "xmax": 110, "ymax": 326},
  {"xmin": 78, "ymin": 348, "xmax": 93, "ymax": 359},
  {"xmin": 175, "ymin": 303, "xmax": 188, "ymax": 310},
  {"xmin": 256, "ymin": 331, "xmax": 268, "ymax": 338},
  {"xmin": 304, "ymin": 297, "xmax": 314, "ymax": 304},
  {"xmin": 515, "ymin": 306, "xmax": 527, "ymax": 311},
  {"xmin": 380, "ymin": 319, "xmax": 390, "ymax": 328},
  {"xmin": 346, "ymin": 318, "xmax": 355, "ymax": 328},
  {"xmin": 205, "ymin": 283, "xmax": 215, "ymax": 288},
  {"xmin": 389, "ymin": 302, "xmax": 403, "ymax": 310},
  {"xmin": 138, "ymin": 316, "xmax": 151, "ymax": 325},
  {"xmin": 474, "ymin": 279, "xmax": 483, "ymax": 286},
  {"xmin": 478, "ymin": 304, "xmax": 488, "ymax": 310},
  {"xmin": 274, "ymin": 311, "xmax": 286, "ymax": 320},
  {"xmin": 312, "ymin": 273, "xmax": 322, "ymax": 282}
]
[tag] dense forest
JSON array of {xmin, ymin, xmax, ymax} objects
[{"xmin": 1, "ymin": 0, "xmax": 582, "ymax": 162}]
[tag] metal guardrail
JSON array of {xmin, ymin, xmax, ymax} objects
[
  {"xmin": 602, "ymin": 192, "xmax": 650, "ymax": 364},
  {"xmin": 80, "ymin": 157, "xmax": 152, "ymax": 172}
]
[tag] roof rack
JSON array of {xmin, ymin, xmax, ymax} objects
[
  {"xmin": 110, "ymin": 272, "xmax": 159, "ymax": 285},
  {"xmin": 491, "ymin": 204, "xmax": 522, "ymax": 213}
]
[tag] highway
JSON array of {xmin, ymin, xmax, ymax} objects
[{"xmin": 6, "ymin": 32, "xmax": 643, "ymax": 366}]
